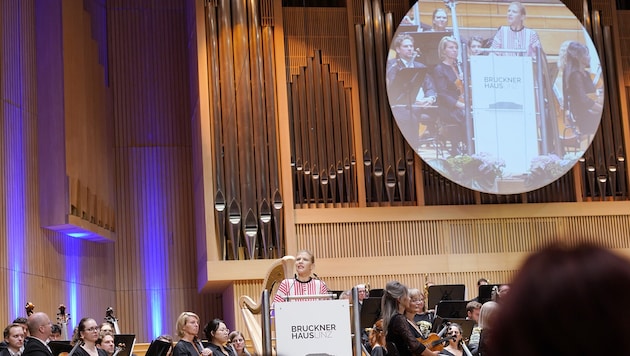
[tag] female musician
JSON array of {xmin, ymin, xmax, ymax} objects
[
  {"xmin": 471, "ymin": 301, "xmax": 499, "ymax": 356},
  {"xmin": 562, "ymin": 41, "xmax": 602, "ymax": 136},
  {"xmin": 490, "ymin": 2, "xmax": 542, "ymax": 57},
  {"xmin": 381, "ymin": 281, "xmax": 437, "ymax": 356},
  {"xmin": 227, "ymin": 331, "xmax": 251, "ymax": 356},
  {"xmin": 369, "ymin": 319, "xmax": 387, "ymax": 356},
  {"xmin": 411, "ymin": 288, "xmax": 434, "ymax": 329},
  {"xmin": 172, "ymin": 312, "xmax": 212, "ymax": 356},
  {"xmin": 430, "ymin": 9, "xmax": 448, "ymax": 32},
  {"xmin": 71, "ymin": 318, "xmax": 108, "ymax": 356},
  {"xmin": 467, "ymin": 36, "xmax": 485, "ymax": 56},
  {"xmin": 432, "ymin": 36, "xmax": 466, "ymax": 154},
  {"xmin": 438, "ymin": 324, "xmax": 464, "ymax": 356},
  {"xmin": 272, "ymin": 250, "xmax": 328, "ymax": 303},
  {"xmin": 204, "ymin": 319, "xmax": 235, "ymax": 356},
  {"xmin": 405, "ymin": 289, "xmax": 429, "ymax": 339}
]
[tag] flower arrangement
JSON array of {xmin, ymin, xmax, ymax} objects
[
  {"xmin": 525, "ymin": 153, "xmax": 579, "ymax": 187},
  {"xmin": 446, "ymin": 153, "xmax": 505, "ymax": 190}
]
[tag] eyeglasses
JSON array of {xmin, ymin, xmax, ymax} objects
[
  {"xmin": 217, "ymin": 328, "xmax": 229, "ymax": 333},
  {"xmin": 410, "ymin": 299, "xmax": 424, "ymax": 303},
  {"xmin": 85, "ymin": 327, "xmax": 100, "ymax": 332}
]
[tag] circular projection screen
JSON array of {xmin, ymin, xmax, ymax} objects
[{"xmin": 386, "ymin": 0, "xmax": 604, "ymax": 194}]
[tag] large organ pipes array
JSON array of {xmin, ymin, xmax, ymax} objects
[
  {"xmin": 354, "ymin": 0, "xmax": 420, "ymax": 205},
  {"xmin": 205, "ymin": 0, "xmax": 284, "ymax": 260},
  {"xmin": 288, "ymin": 50, "xmax": 357, "ymax": 207},
  {"xmin": 581, "ymin": 2, "xmax": 627, "ymax": 200}
]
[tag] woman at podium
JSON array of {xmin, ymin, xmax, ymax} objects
[
  {"xmin": 489, "ymin": 2, "xmax": 542, "ymax": 57},
  {"xmin": 273, "ymin": 250, "xmax": 328, "ymax": 303}
]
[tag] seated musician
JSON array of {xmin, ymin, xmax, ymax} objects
[
  {"xmin": 465, "ymin": 301, "xmax": 481, "ymax": 324},
  {"xmin": 381, "ymin": 281, "xmax": 437, "ymax": 356},
  {"xmin": 97, "ymin": 334, "xmax": 115, "ymax": 356},
  {"xmin": 562, "ymin": 41, "xmax": 602, "ymax": 136},
  {"xmin": 49, "ymin": 325, "xmax": 62, "ymax": 342},
  {"xmin": 203, "ymin": 319, "xmax": 235, "ymax": 356},
  {"xmin": 272, "ymin": 250, "xmax": 328, "ymax": 303},
  {"xmin": 404, "ymin": 289, "xmax": 426, "ymax": 339},
  {"xmin": 71, "ymin": 318, "xmax": 108, "ymax": 356},
  {"xmin": 406, "ymin": 289, "xmax": 433, "ymax": 339},
  {"xmin": 172, "ymin": 312, "xmax": 211, "ymax": 356},
  {"xmin": 1, "ymin": 323, "xmax": 25, "ymax": 356},
  {"xmin": 429, "ymin": 9, "xmax": 449, "ymax": 32},
  {"xmin": 432, "ymin": 36, "xmax": 466, "ymax": 154},
  {"xmin": 386, "ymin": 34, "xmax": 437, "ymax": 148},
  {"xmin": 368, "ymin": 319, "xmax": 387, "ymax": 356},
  {"xmin": 438, "ymin": 323, "xmax": 465, "ymax": 356}
]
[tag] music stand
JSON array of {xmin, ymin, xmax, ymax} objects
[
  {"xmin": 387, "ymin": 67, "xmax": 427, "ymax": 106},
  {"xmin": 145, "ymin": 339, "xmax": 172, "ymax": 356},
  {"xmin": 435, "ymin": 300, "xmax": 468, "ymax": 319},
  {"xmin": 368, "ymin": 288, "xmax": 383, "ymax": 298},
  {"xmin": 427, "ymin": 284, "xmax": 465, "ymax": 311},
  {"xmin": 49, "ymin": 341, "xmax": 73, "ymax": 356},
  {"xmin": 114, "ymin": 334, "xmax": 136, "ymax": 356},
  {"xmin": 431, "ymin": 316, "xmax": 477, "ymax": 341},
  {"xmin": 477, "ymin": 284, "xmax": 501, "ymax": 304},
  {"xmin": 359, "ymin": 297, "xmax": 381, "ymax": 329}
]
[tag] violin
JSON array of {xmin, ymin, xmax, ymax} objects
[{"xmin": 418, "ymin": 333, "xmax": 455, "ymax": 351}]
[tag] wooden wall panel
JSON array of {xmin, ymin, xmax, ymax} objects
[{"xmin": 107, "ymin": 0, "xmax": 221, "ymax": 341}]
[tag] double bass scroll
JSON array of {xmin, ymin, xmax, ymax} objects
[{"xmin": 105, "ymin": 307, "xmax": 121, "ymax": 334}]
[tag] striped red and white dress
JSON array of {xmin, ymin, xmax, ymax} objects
[
  {"xmin": 490, "ymin": 26, "xmax": 542, "ymax": 57},
  {"xmin": 273, "ymin": 277, "xmax": 328, "ymax": 303}
]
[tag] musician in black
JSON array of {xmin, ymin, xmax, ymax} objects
[
  {"xmin": 203, "ymin": 319, "xmax": 235, "ymax": 356},
  {"xmin": 23, "ymin": 313, "xmax": 52, "ymax": 356},
  {"xmin": 432, "ymin": 36, "xmax": 466, "ymax": 155},
  {"xmin": 386, "ymin": 34, "xmax": 437, "ymax": 149},
  {"xmin": 71, "ymin": 318, "xmax": 108, "ymax": 356},
  {"xmin": 173, "ymin": 312, "xmax": 211, "ymax": 356},
  {"xmin": 562, "ymin": 41, "xmax": 602, "ymax": 136}
]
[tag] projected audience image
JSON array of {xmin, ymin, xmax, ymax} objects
[{"xmin": 386, "ymin": 0, "xmax": 604, "ymax": 194}]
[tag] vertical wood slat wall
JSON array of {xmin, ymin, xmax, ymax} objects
[
  {"xmin": 107, "ymin": 0, "xmax": 221, "ymax": 340},
  {"xmin": 0, "ymin": 0, "xmax": 116, "ymax": 326}
]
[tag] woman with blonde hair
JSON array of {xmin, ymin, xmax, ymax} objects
[{"xmin": 172, "ymin": 312, "xmax": 211, "ymax": 356}]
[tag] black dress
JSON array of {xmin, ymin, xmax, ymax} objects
[
  {"xmin": 565, "ymin": 69, "xmax": 600, "ymax": 135},
  {"xmin": 386, "ymin": 313, "xmax": 427, "ymax": 356}
]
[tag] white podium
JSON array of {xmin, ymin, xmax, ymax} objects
[
  {"xmin": 470, "ymin": 55, "xmax": 539, "ymax": 176},
  {"xmin": 274, "ymin": 299, "xmax": 351, "ymax": 356}
]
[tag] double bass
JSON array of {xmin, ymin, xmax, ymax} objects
[
  {"xmin": 105, "ymin": 307, "xmax": 121, "ymax": 334},
  {"xmin": 57, "ymin": 304, "xmax": 71, "ymax": 340}
]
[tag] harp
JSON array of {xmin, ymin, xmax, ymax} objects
[{"xmin": 238, "ymin": 255, "xmax": 296, "ymax": 355}]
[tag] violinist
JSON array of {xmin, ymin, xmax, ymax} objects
[
  {"xmin": 438, "ymin": 324, "xmax": 465, "ymax": 356},
  {"xmin": 172, "ymin": 312, "xmax": 212, "ymax": 356},
  {"xmin": 432, "ymin": 36, "xmax": 466, "ymax": 155},
  {"xmin": 381, "ymin": 281, "xmax": 438, "ymax": 356},
  {"xmin": 562, "ymin": 41, "xmax": 602, "ymax": 136},
  {"xmin": 71, "ymin": 318, "xmax": 108, "ymax": 356},
  {"xmin": 404, "ymin": 289, "xmax": 426, "ymax": 339}
]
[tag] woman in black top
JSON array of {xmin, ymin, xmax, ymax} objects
[{"xmin": 381, "ymin": 281, "xmax": 437, "ymax": 356}]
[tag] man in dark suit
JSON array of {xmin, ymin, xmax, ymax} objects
[{"xmin": 22, "ymin": 313, "xmax": 52, "ymax": 356}]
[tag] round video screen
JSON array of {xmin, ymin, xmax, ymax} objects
[{"xmin": 386, "ymin": 0, "xmax": 604, "ymax": 194}]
